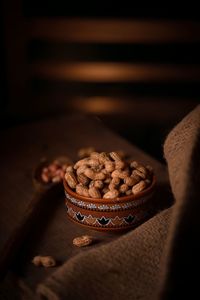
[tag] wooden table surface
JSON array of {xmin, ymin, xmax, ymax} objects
[{"xmin": 0, "ymin": 114, "xmax": 170, "ymax": 298}]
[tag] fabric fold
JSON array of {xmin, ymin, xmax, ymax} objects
[{"xmin": 37, "ymin": 105, "xmax": 200, "ymax": 300}]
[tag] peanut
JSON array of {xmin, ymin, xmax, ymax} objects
[
  {"xmin": 103, "ymin": 189, "xmax": 119, "ymax": 199},
  {"xmin": 118, "ymin": 170, "xmax": 129, "ymax": 179},
  {"xmin": 73, "ymin": 235, "xmax": 93, "ymax": 247},
  {"xmin": 88, "ymin": 159, "xmax": 100, "ymax": 168},
  {"xmin": 89, "ymin": 180, "xmax": 94, "ymax": 188},
  {"xmin": 105, "ymin": 161, "xmax": 115, "ymax": 173},
  {"xmin": 94, "ymin": 172, "xmax": 106, "ymax": 181},
  {"xmin": 111, "ymin": 177, "xmax": 121, "ymax": 186},
  {"xmin": 65, "ymin": 171, "xmax": 78, "ymax": 189},
  {"xmin": 130, "ymin": 161, "xmax": 140, "ymax": 169},
  {"xmin": 132, "ymin": 169, "xmax": 146, "ymax": 179},
  {"xmin": 74, "ymin": 158, "xmax": 89, "ymax": 169},
  {"xmin": 89, "ymin": 186, "xmax": 101, "ymax": 198},
  {"xmin": 109, "ymin": 151, "xmax": 121, "ymax": 161},
  {"xmin": 124, "ymin": 176, "xmax": 139, "ymax": 187},
  {"xmin": 84, "ymin": 168, "xmax": 106, "ymax": 181},
  {"xmin": 92, "ymin": 164, "xmax": 104, "ymax": 172},
  {"xmin": 111, "ymin": 170, "xmax": 121, "ymax": 178},
  {"xmin": 132, "ymin": 180, "xmax": 146, "ymax": 195},
  {"xmin": 99, "ymin": 152, "xmax": 111, "ymax": 164},
  {"xmin": 66, "ymin": 165, "xmax": 74, "ymax": 173},
  {"xmin": 76, "ymin": 184, "xmax": 89, "ymax": 197},
  {"xmin": 108, "ymin": 183, "xmax": 116, "ymax": 190},
  {"xmin": 84, "ymin": 168, "xmax": 96, "ymax": 180},
  {"xmin": 93, "ymin": 180, "xmax": 104, "ymax": 189},
  {"xmin": 115, "ymin": 160, "xmax": 126, "ymax": 170},
  {"xmin": 77, "ymin": 173, "xmax": 90, "ymax": 185},
  {"xmin": 101, "ymin": 168, "xmax": 110, "ymax": 176},
  {"xmin": 32, "ymin": 255, "xmax": 56, "ymax": 268},
  {"xmin": 137, "ymin": 166, "xmax": 148, "ymax": 177},
  {"xmin": 126, "ymin": 189, "xmax": 132, "ymax": 196},
  {"xmin": 90, "ymin": 152, "xmax": 100, "ymax": 160},
  {"xmin": 131, "ymin": 172, "xmax": 141, "ymax": 182},
  {"xmin": 76, "ymin": 165, "xmax": 88, "ymax": 175},
  {"xmin": 52, "ymin": 176, "xmax": 60, "ymax": 183},
  {"xmin": 109, "ymin": 178, "xmax": 120, "ymax": 190},
  {"xmin": 119, "ymin": 183, "xmax": 129, "ymax": 193}
]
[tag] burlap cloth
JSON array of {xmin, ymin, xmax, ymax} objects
[{"xmin": 37, "ymin": 105, "xmax": 200, "ymax": 300}]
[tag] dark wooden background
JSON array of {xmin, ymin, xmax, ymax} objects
[{"xmin": 1, "ymin": 1, "xmax": 200, "ymax": 161}]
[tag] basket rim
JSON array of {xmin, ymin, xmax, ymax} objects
[{"xmin": 63, "ymin": 175, "xmax": 156, "ymax": 204}]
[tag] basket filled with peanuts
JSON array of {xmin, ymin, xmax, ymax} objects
[{"xmin": 63, "ymin": 151, "xmax": 156, "ymax": 231}]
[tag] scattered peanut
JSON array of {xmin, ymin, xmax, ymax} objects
[
  {"xmin": 32, "ymin": 255, "xmax": 56, "ymax": 268},
  {"xmin": 73, "ymin": 235, "xmax": 94, "ymax": 247},
  {"xmin": 64, "ymin": 151, "xmax": 154, "ymax": 199}
]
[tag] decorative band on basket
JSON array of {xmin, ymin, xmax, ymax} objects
[
  {"xmin": 66, "ymin": 205, "xmax": 148, "ymax": 228},
  {"xmin": 64, "ymin": 191, "xmax": 152, "ymax": 212}
]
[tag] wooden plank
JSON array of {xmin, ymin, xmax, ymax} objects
[
  {"xmin": 27, "ymin": 18, "xmax": 200, "ymax": 43},
  {"xmin": 30, "ymin": 62, "xmax": 200, "ymax": 82}
]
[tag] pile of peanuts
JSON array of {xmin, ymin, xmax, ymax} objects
[
  {"xmin": 64, "ymin": 151, "xmax": 153, "ymax": 199},
  {"xmin": 41, "ymin": 159, "xmax": 70, "ymax": 184}
]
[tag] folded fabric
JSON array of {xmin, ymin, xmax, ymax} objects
[{"xmin": 37, "ymin": 105, "xmax": 200, "ymax": 300}]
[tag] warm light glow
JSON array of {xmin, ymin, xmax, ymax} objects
[
  {"xmin": 72, "ymin": 97, "xmax": 125, "ymax": 113},
  {"xmin": 31, "ymin": 62, "xmax": 200, "ymax": 82}
]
